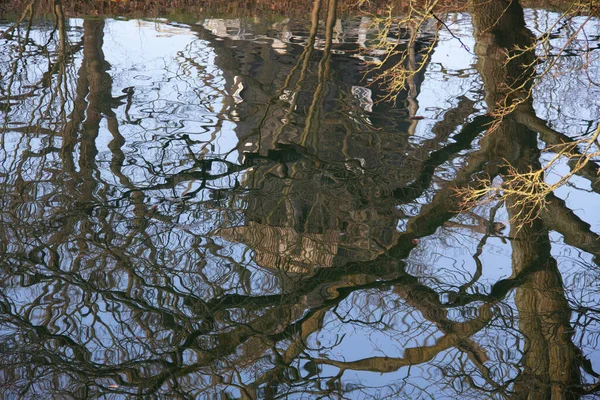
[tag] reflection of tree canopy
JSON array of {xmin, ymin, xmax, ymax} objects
[{"xmin": 1, "ymin": 0, "xmax": 600, "ymax": 398}]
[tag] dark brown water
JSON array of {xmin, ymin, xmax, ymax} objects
[{"xmin": 1, "ymin": 1, "xmax": 600, "ymax": 398}]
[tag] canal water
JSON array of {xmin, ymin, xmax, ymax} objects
[{"xmin": 1, "ymin": 1, "xmax": 599, "ymax": 398}]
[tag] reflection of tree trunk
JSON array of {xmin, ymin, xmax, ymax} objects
[
  {"xmin": 271, "ymin": 0, "xmax": 321, "ymax": 148},
  {"xmin": 472, "ymin": 1, "xmax": 581, "ymax": 398},
  {"xmin": 49, "ymin": 20, "xmax": 106, "ymax": 253},
  {"xmin": 80, "ymin": 20, "xmax": 149, "ymax": 232},
  {"xmin": 59, "ymin": 4, "xmax": 88, "ymax": 176},
  {"xmin": 406, "ymin": 23, "xmax": 419, "ymax": 135},
  {"xmin": 542, "ymin": 194, "xmax": 600, "ymax": 260},
  {"xmin": 300, "ymin": 0, "xmax": 336, "ymax": 150},
  {"xmin": 54, "ymin": 0, "xmax": 67, "ymax": 59},
  {"xmin": 80, "ymin": 20, "xmax": 106, "ymax": 192}
]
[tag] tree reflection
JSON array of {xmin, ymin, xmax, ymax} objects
[
  {"xmin": 470, "ymin": 0, "xmax": 583, "ymax": 397},
  {"xmin": 1, "ymin": 0, "xmax": 600, "ymax": 398}
]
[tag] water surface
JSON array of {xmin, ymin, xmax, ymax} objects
[{"xmin": 1, "ymin": 1, "xmax": 600, "ymax": 398}]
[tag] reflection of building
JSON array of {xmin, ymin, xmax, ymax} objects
[
  {"xmin": 194, "ymin": 17, "xmax": 435, "ymax": 273},
  {"xmin": 218, "ymin": 222, "xmax": 339, "ymax": 273},
  {"xmin": 201, "ymin": 17, "xmax": 435, "ymax": 137}
]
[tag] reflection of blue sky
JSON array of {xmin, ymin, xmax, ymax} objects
[
  {"xmin": 192, "ymin": 11, "xmax": 599, "ymax": 394},
  {"xmin": 94, "ymin": 19, "xmax": 242, "ymax": 189},
  {"xmin": 333, "ymin": 9, "xmax": 600, "ymax": 394},
  {"xmin": 525, "ymin": 10, "xmax": 600, "ymax": 379},
  {"xmin": 528, "ymin": 10, "xmax": 600, "ymax": 135},
  {"xmin": 2, "ymin": 10, "xmax": 600, "ymax": 397},
  {"xmin": 415, "ymin": 13, "xmax": 481, "ymax": 136},
  {"xmin": 407, "ymin": 12, "xmax": 514, "ymax": 289}
]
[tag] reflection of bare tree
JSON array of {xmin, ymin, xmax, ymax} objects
[
  {"xmin": 470, "ymin": 1, "xmax": 585, "ymax": 396},
  {"xmin": 1, "ymin": 0, "xmax": 600, "ymax": 399}
]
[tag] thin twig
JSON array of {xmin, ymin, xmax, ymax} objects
[{"xmin": 430, "ymin": 12, "xmax": 474, "ymax": 55}]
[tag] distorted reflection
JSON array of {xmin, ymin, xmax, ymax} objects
[{"xmin": 1, "ymin": 0, "xmax": 600, "ymax": 398}]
